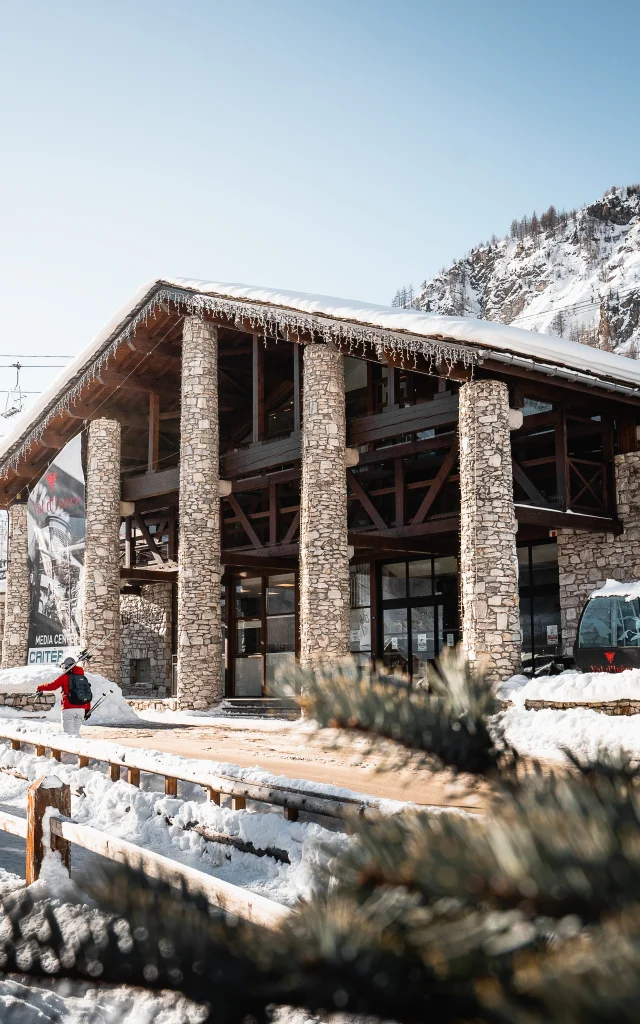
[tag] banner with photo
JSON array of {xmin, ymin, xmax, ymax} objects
[{"xmin": 27, "ymin": 435, "xmax": 85, "ymax": 666}]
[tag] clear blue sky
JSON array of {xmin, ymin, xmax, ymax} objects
[{"xmin": 1, "ymin": 0, "xmax": 639, "ymax": 426}]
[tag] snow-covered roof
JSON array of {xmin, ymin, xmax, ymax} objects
[
  {"xmin": 590, "ymin": 579, "xmax": 640, "ymax": 601},
  {"xmin": 3, "ymin": 276, "xmax": 640, "ymax": 473}
]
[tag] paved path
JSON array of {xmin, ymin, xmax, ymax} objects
[{"xmin": 86, "ymin": 716, "xmax": 488, "ymax": 810}]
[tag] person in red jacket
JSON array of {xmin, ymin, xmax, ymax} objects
[{"xmin": 37, "ymin": 658, "xmax": 91, "ymax": 736}]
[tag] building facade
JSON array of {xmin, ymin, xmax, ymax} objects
[{"xmin": 1, "ymin": 279, "xmax": 640, "ymax": 705}]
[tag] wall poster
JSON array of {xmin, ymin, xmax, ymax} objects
[{"xmin": 27, "ymin": 435, "xmax": 85, "ymax": 666}]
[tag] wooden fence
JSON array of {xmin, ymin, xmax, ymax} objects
[
  {"xmin": 0, "ymin": 726, "xmax": 385, "ymax": 823},
  {"xmin": 0, "ymin": 775, "xmax": 291, "ymax": 929}
]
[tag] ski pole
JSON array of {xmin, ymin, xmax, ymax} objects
[{"xmin": 85, "ymin": 689, "xmax": 114, "ymax": 721}]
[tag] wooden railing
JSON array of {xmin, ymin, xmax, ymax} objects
[
  {"xmin": 0, "ymin": 775, "xmax": 290, "ymax": 928},
  {"xmin": 0, "ymin": 727, "xmax": 387, "ymax": 823}
]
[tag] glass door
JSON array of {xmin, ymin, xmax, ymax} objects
[
  {"xmin": 232, "ymin": 572, "xmax": 297, "ymax": 696},
  {"xmin": 379, "ymin": 557, "xmax": 458, "ymax": 681}
]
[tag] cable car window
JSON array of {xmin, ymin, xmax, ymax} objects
[{"xmin": 578, "ymin": 597, "xmax": 640, "ymax": 648}]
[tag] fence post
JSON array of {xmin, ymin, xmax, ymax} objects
[{"xmin": 26, "ymin": 775, "xmax": 72, "ymax": 884}]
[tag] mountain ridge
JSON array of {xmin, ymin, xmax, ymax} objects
[{"xmin": 394, "ymin": 185, "xmax": 640, "ymax": 356}]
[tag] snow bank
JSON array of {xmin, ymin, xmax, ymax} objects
[
  {"xmin": 499, "ymin": 667, "xmax": 640, "ymax": 705},
  {"xmin": 500, "ymin": 706, "xmax": 640, "ymax": 763},
  {"xmin": 0, "ymin": 666, "xmax": 140, "ymax": 727}
]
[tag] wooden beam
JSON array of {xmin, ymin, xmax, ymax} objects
[
  {"xmin": 252, "ymin": 335, "xmax": 265, "ymax": 443},
  {"xmin": 225, "ymin": 494, "xmax": 262, "ymax": 548},
  {"xmin": 133, "ymin": 513, "xmax": 165, "ymax": 566},
  {"xmin": 394, "ymin": 458, "xmax": 404, "ymax": 526},
  {"xmin": 221, "ymin": 552, "xmax": 297, "ymax": 572},
  {"xmin": 555, "ymin": 411, "xmax": 569, "ymax": 512},
  {"xmin": 148, "ymin": 392, "xmax": 160, "ymax": 472},
  {"xmin": 352, "ymin": 517, "xmax": 460, "ymax": 540},
  {"xmin": 282, "ymin": 509, "xmax": 300, "ymax": 545},
  {"xmin": 347, "ymin": 470, "xmax": 387, "ymax": 530},
  {"xmin": 411, "ymin": 439, "xmax": 458, "ymax": 524},
  {"xmin": 514, "ymin": 504, "xmax": 622, "ymax": 535},
  {"xmin": 269, "ymin": 481, "xmax": 277, "ymax": 547},
  {"xmin": 121, "ymin": 467, "xmax": 180, "ymax": 501},
  {"xmin": 121, "ymin": 567, "xmax": 178, "ymax": 582},
  {"xmin": 348, "ymin": 392, "xmax": 459, "ymax": 446},
  {"xmin": 512, "ymin": 460, "xmax": 547, "ymax": 507}
]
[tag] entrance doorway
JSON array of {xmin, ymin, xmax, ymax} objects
[
  {"xmin": 379, "ymin": 557, "xmax": 459, "ymax": 680},
  {"xmin": 230, "ymin": 572, "xmax": 297, "ymax": 696}
]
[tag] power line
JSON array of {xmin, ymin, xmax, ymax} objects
[
  {"xmin": 0, "ymin": 364, "xmax": 67, "ymax": 368},
  {"xmin": 0, "ymin": 354, "xmax": 74, "ymax": 359}
]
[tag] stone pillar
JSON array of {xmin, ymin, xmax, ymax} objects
[
  {"xmin": 299, "ymin": 343, "xmax": 350, "ymax": 667},
  {"xmin": 177, "ymin": 317, "xmax": 222, "ymax": 709},
  {"xmin": 558, "ymin": 451, "xmax": 640, "ymax": 655},
  {"xmin": 81, "ymin": 418, "xmax": 122, "ymax": 682},
  {"xmin": 1, "ymin": 502, "xmax": 30, "ymax": 669},
  {"xmin": 459, "ymin": 380, "xmax": 521, "ymax": 682}
]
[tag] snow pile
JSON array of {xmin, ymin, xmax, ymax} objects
[
  {"xmin": 500, "ymin": 706, "xmax": 640, "ymax": 764},
  {"xmin": 499, "ymin": 668, "xmax": 640, "ymax": 705},
  {"xmin": 0, "ymin": 665, "xmax": 140, "ymax": 727}
]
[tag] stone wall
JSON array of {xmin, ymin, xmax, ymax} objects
[
  {"xmin": 1, "ymin": 503, "xmax": 30, "ymax": 669},
  {"xmin": 120, "ymin": 582, "xmax": 173, "ymax": 697},
  {"xmin": 299, "ymin": 342, "xmax": 350, "ymax": 666},
  {"xmin": 126, "ymin": 696, "xmax": 178, "ymax": 712},
  {"xmin": 81, "ymin": 419, "xmax": 122, "ymax": 682},
  {"xmin": 557, "ymin": 451, "xmax": 640, "ymax": 655},
  {"xmin": 0, "ymin": 588, "xmax": 5, "ymax": 663},
  {"xmin": 0, "ymin": 692, "xmax": 54, "ymax": 712},
  {"xmin": 459, "ymin": 380, "xmax": 521, "ymax": 682},
  {"xmin": 177, "ymin": 317, "xmax": 223, "ymax": 710}
]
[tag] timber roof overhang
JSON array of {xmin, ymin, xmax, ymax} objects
[{"xmin": 2, "ymin": 277, "xmax": 640, "ymax": 491}]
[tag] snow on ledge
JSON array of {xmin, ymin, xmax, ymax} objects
[
  {"xmin": 498, "ymin": 667, "xmax": 640, "ymax": 705},
  {"xmin": 590, "ymin": 577, "xmax": 640, "ymax": 601}
]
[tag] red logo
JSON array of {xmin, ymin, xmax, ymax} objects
[
  {"xmin": 45, "ymin": 471, "xmax": 57, "ymax": 491},
  {"xmin": 604, "ymin": 651, "xmax": 615, "ymax": 664}
]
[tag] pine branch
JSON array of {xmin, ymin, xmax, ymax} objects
[{"xmin": 288, "ymin": 648, "xmax": 507, "ymax": 776}]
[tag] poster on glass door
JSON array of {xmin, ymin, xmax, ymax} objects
[{"xmin": 27, "ymin": 435, "xmax": 85, "ymax": 666}]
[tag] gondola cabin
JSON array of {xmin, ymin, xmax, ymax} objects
[{"xmin": 574, "ymin": 580, "xmax": 640, "ymax": 673}]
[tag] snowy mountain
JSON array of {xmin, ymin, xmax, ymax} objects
[{"xmin": 396, "ymin": 185, "xmax": 640, "ymax": 355}]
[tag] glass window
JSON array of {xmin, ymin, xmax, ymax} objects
[
  {"xmin": 579, "ymin": 597, "xmax": 640, "ymax": 648},
  {"xmin": 266, "ymin": 573, "xmax": 295, "ymax": 614},
  {"xmin": 235, "ymin": 656, "xmax": 263, "ymax": 696},
  {"xmin": 434, "ymin": 555, "xmax": 457, "ymax": 577},
  {"xmin": 382, "ymin": 562, "xmax": 407, "ymax": 600},
  {"xmin": 266, "ymin": 614, "xmax": 295, "ymax": 653},
  {"xmin": 344, "ymin": 357, "xmax": 367, "ymax": 393},
  {"xmin": 237, "ymin": 618, "xmax": 261, "ymax": 655},
  {"xmin": 350, "ymin": 564, "xmax": 371, "ymax": 608},
  {"xmin": 383, "ymin": 607, "xmax": 409, "ymax": 673},
  {"xmin": 522, "ymin": 397, "xmax": 553, "ymax": 416},
  {"xmin": 350, "ymin": 607, "xmax": 371, "ymax": 652},
  {"xmin": 411, "ymin": 605, "xmax": 435, "ymax": 680},
  {"xmin": 517, "ymin": 546, "xmax": 530, "ymax": 586},
  {"xmin": 235, "ymin": 577, "xmax": 261, "ymax": 617},
  {"xmin": 409, "ymin": 559, "xmax": 433, "ymax": 598},
  {"xmin": 265, "ymin": 652, "xmax": 296, "ymax": 693}
]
